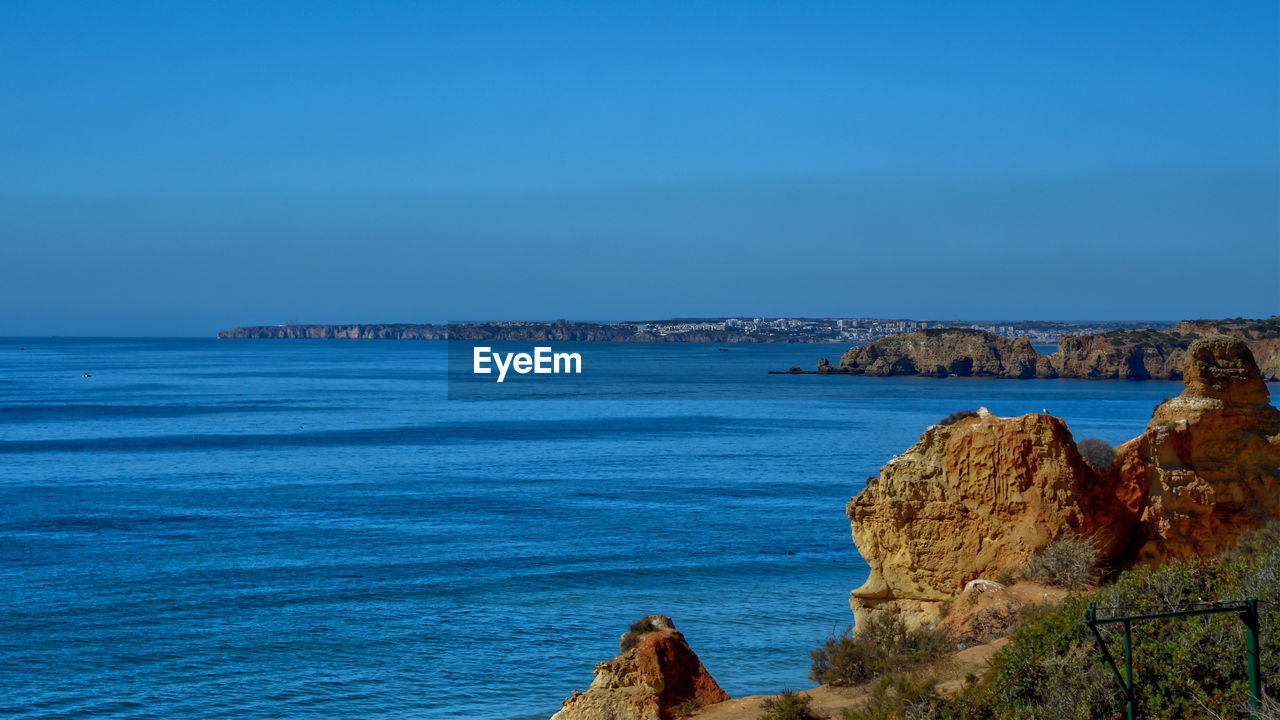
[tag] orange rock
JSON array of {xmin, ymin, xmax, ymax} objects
[
  {"xmin": 828, "ymin": 328, "xmax": 1055, "ymax": 378},
  {"xmin": 551, "ymin": 616, "xmax": 729, "ymax": 720},
  {"xmin": 1127, "ymin": 336, "xmax": 1280, "ymax": 561},
  {"xmin": 846, "ymin": 408, "xmax": 1135, "ymax": 627},
  {"xmin": 847, "ymin": 335, "xmax": 1280, "ymax": 628}
]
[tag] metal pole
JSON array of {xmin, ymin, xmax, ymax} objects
[
  {"xmin": 1242, "ymin": 598, "xmax": 1261, "ymax": 719},
  {"xmin": 1086, "ymin": 600, "xmax": 1263, "ymax": 719},
  {"xmin": 1087, "ymin": 609, "xmax": 1131, "ymax": 707},
  {"xmin": 1123, "ymin": 619, "xmax": 1136, "ymax": 720}
]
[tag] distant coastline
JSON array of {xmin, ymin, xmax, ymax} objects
[
  {"xmin": 216, "ymin": 318, "xmax": 1171, "ymax": 344},
  {"xmin": 807, "ymin": 317, "xmax": 1280, "ymax": 381}
]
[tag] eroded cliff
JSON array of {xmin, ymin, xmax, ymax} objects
[
  {"xmin": 822, "ymin": 329, "xmax": 1056, "ymax": 378},
  {"xmin": 817, "ymin": 318, "xmax": 1280, "ymax": 381},
  {"xmin": 847, "ymin": 335, "xmax": 1280, "ymax": 628}
]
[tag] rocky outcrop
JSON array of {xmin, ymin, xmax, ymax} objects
[
  {"xmin": 1023, "ymin": 320, "xmax": 1280, "ymax": 381},
  {"xmin": 551, "ymin": 616, "xmax": 729, "ymax": 720},
  {"xmin": 1047, "ymin": 330, "xmax": 1189, "ymax": 380},
  {"xmin": 1127, "ymin": 335, "xmax": 1280, "ymax": 561},
  {"xmin": 846, "ymin": 408, "xmax": 1139, "ymax": 627},
  {"xmin": 847, "ymin": 336, "xmax": 1280, "ymax": 628},
  {"xmin": 821, "ymin": 329, "xmax": 1057, "ymax": 378},
  {"xmin": 1172, "ymin": 318, "xmax": 1280, "ymax": 381},
  {"xmin": 817, "ymin": 318, "xmax": 1280, "ymax": 381}
]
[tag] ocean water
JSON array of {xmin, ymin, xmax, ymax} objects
[{"xmin": 0, "ymin": 339, "xmax": 1194, "ymax": 720}]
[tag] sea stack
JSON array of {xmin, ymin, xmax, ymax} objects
[
  {"xmin": 550, "ymin": 615, "xmax": 729, "ymax": 720},
  {"xmin": 823, "ymin": 328, "xmax": 1056, "ymax": 378}
]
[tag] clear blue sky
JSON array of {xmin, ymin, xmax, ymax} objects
[{"xmin": 1, "ymin": 1, "xmax": 1276, "ymax": 335}]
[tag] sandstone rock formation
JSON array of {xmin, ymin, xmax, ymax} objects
[
  {"xmin": 1042, "ymin": 319, "xmax": 1280, "ymax": 381},
  {"xmin": 846, "ymin": 407, "xmax": 1136, "ymax": 627},
  {"xmin": 551, "ymin": 616, "xmax": 729, "ymax": 720},
  {"xmin": 1047, "ymin": 330, "xmax": 1189, "ymax": 380},
  {"xmin": 1126, "ymin": 335, "xmax": 1280, "ymax": 561},
  {"xmin": 821, "ymin": 329, "xmax": 1056, "ymax": 378},
  {"xmin": 1172, "ymin": 318, "xmax": 1280, "ymax": 381},
  {"xmin": 817, "ymin": 318, "xmax": 1280, "ymax": 381},
  {"xmin": 847, "ymin": 336, "xmax": 1280, "ymax": 629}
]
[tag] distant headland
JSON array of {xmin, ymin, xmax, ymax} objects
[
  {"xmin": 810, "ymin": 317, "xmax": 1280, "ymax": 381},
  {"xmin": 216, "ymin": 317, "xmax": 1168, "ymax": 344}
]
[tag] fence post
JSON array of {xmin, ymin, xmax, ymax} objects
[
  {"xmin": 1242, "ymin": 598, "xmax": 1261, "ymax": 719},
  {"xmin": 1123, "ymin": 619, "xmax": 1136, "ymax": 720},
  {"xmin": 1086, "ymin": 598, "xmax": 1263, "ymax": 719}
]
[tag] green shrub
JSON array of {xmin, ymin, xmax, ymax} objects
[
  {"xmin": 934, "ymin": 534, "xmax": 1280, "ymax": 720},
  {"xmin": 842, "ymin": 675, "xmax": 942, "ymax": 720},
  {"xmin": 810, "ymin": 614, "xmax": 951, "ymax": 686},
  {"xmin": 759, "ymin": 690, "xmax": 818, "ymax": 720},
  {"xmin": 1017, "ymin": 534, "xmax": 1100, "ymax": 589},
  {"xmin": 1075, "ymin": 438, "xmax": 1115, "ymax": 470},
  {"xmin": 620, "ymin": 615, "xmax": 671, "ymax": 651}
]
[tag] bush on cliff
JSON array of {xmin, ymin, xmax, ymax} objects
[
  {"xmin": 1075, "ymin": 438, "xmax": 1115, "ymax": 470},
  {"xmin": 810, "ymin": 614, "xmax": 951, "ymax": 686},
  {"xmin": 1017, "ymin": 534, "xmax": 1100, "ymax": 590},
  {"xmin": 928, "ymin": 524, "xmax": 1280, "ymax": 720},
  {"xmin": 619, "ymin": 615, "xmax": 673, "ymax": 651},
  {"xmin": 939, "ymin": 410, "xmax": 978, "ymax": 426},
  {"xmin": 841, "ymin": 675, "xmax": 942, "ymax": 720},
  {"xmin": 759, "ymin": 690, "xmax": 818, "ymax": 720}
]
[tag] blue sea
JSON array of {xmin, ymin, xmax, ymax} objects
[{"xmin": 1, "ymin": 339, "xmax": 1195, "ymax": 720}]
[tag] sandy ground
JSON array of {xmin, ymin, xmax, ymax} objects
[
  {"xmin": 692, "ymin": 582, "xmax": 1066, "ymax": 719},
  {"xmin": 692, "ymin": 638, "xmax": 1009, "ymax": 720}
]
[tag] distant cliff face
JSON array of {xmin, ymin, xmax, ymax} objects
[
  {"xmin": 847, "ymin": 336, "xmax": 1280, "ymax": 628},
  {"xmin": 1047, "ymin": 330, "xmax": 1188, "ymax": 380},
  {"xmin": 1048, "ymin": 321, "xmax": 1280, "ymax": 381},
  {"xmin": 1172, "ymin": 318, "xmax": 1280, "ymax": 381},
  {"xmin": 823, "ymin": 329, "xmax": 1056, "ymax": 378},
  {"xmin": 216, "ymin": 323, "xmax": 763, "ymax": 342},
  {"xmin": 217, "ymin": 324, "xmax": 449, "ymax": 340},
  {"xmin": 818, "ymin": 318, "xmax": 1280, "ymax": 381}
]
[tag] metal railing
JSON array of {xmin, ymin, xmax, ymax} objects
[{"xmin": 1084, "ymin": 598, "xmax": 1263, "ymax": 720}]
